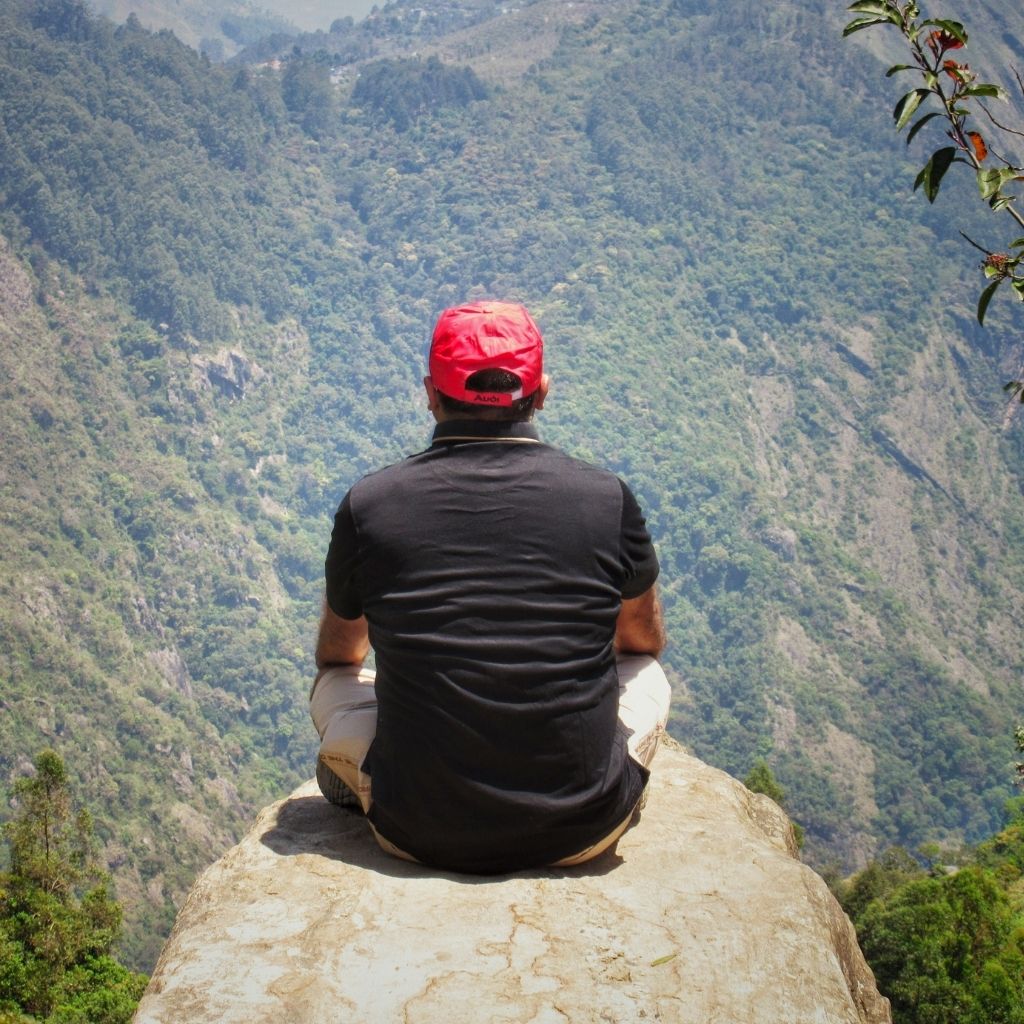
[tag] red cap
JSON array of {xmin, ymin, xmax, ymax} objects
[{"xmin": 429, "ymin": 301, "xmax": 543, "ymax": 408}]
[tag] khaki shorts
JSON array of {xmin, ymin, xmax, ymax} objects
[{"xmin": 309, "ymin": 654, "xmax": 672, "ymax": 866}]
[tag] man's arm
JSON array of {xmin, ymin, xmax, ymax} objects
[
  {"xmin": 614, "ymin": 584, "xmax": 666, "ymax": 657},
  {"xmin": 315, "ymin": 600, "xmax": 370, "ymax": 669}
]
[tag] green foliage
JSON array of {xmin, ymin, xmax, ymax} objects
[
  {"xmin": 281, "ymin": 53, "xmax": 336, "ymax": 138},
  {"xmin": 744, "ymin": 759, "xmax": 786, "ymax": 804},
  {"xmin": 840, "ymin": 847, "xmax": 925, "ymax": 924},
  {"xmin": 850, "ymin": 866, "xmax": 1024, "ymax": 1024},
  {"xmin": 745, "ymin": 761, "xmax": 806, "ymax": 847},
  {"xmin": 843, "ymin": 0, "xmax": 1024, "ymax": 401},
  {"xmin": 352, "ymin": 57, "xmax": 487, "ymax": 132},
  {"xmin": 744, "ymin": 760, "xmax": 804, "ymax": 849},
  {"xmin": 0, "ymin": 752, "xmax": 147, "ymax": 1022},
  {"xmin": 0, "ymin": 0, "xmax": 296, "ymax": 336},
  {"xmin": 840, "ymin": 784, "xmax": 1024, "ymax": 1024}
]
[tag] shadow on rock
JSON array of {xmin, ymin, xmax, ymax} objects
[{"xmin": 259, "ymin": 790, "xmax": 626, "ymax": 881}]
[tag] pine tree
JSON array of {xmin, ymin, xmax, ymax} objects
[{"xmin": 0, "ymin": 751, "xmax": 147, "ymax": 1023}]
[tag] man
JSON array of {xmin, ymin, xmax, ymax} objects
[{"xmin": 311, "ymin": 300, "xmax": 670, "ymax": 872}]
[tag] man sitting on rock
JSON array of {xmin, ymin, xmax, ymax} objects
[{"xmin": 310, "ymin": 300, "xmax": 671, "ymax": 872}]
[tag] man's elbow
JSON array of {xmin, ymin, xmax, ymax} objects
[
  {"xmin": 615, "ymin": 629, "xmax": 666, "ymax": 659},
  {"xmin": 316, "ymin": 602, "xmax": 371, "ymax": 667},
  {"xmin": 645, "ymin": 624, "xmax": 668, "ymax": 658},
  {"xmin": 614, "ymin": 589, "xmax": 666, "ymax": 657}
]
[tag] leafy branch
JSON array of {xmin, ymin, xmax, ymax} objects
[{"xmin": 844, "ymin": 1, "xmax": 1024, "ymax": 400}]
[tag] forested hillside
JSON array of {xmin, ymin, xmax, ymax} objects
[
  {"xmin": 87, "ymin": 0, "xmax": 373, "ymax": 59},
  {"xmin": 86, "ymin": 0, "xmax": 297, "ymax": 59},
  {"xmin": 2, "ymin": 0, "xmax": 1023, "ymax": 971}
]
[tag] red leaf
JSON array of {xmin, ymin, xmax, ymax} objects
[
  {"xmin": 942, "ymin": 59, "xmax": 967, "ymax": 81},
  {"xmin": 967, "ymin": 131, "xmax": 988, "ymax": 161},
  {"xmin": 928, "ymin": 30, "xmax": 966, "ymax": 54}
]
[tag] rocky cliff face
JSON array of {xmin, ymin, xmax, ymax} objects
[{"xmin": 134, "ymin": 741, "xmax": 890, "ymax": 1023}]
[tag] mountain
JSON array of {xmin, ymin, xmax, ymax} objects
[
  {"xmin": 85, "ymin": 0, "xmax": 377, "ymax": 59},
  {"xmin": 2, "ymin": 0, "xmax": 1023, "ymax": 969},
  {"xmin": 86, "ymin": 0, "xmax": 297, "ymax": 59}
]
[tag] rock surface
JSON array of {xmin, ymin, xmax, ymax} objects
[{"xmin": 134, "ymin": 740, "xmax": 890, "ymax": 1024}]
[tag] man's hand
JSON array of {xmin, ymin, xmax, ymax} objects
[
  {"xmin": 315, "ymin": 600, "xmax": 370, "ymax": 669},
  {"xmin": 614, "ymin": 585, "xmax": 666, "ymax": 657}
]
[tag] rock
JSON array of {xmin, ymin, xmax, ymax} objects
[
  {"xmin": 134, "ymin": 741, "xmax": 890, "ymax": 1024},
  {"xmin": 148, "ymin": 647, "xmax": 192, "ymax": 698},
  {"xmin": 190, "ymin": 348, "xmax": 265, "ymax": 399},
  {"xmin": 762, "ymin": 524, "xmax": 798, "ymax": 562}
]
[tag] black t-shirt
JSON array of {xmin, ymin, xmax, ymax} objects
[{"xmin": 325, "ymin": 419, "xmax": 660, "ymax": 872}]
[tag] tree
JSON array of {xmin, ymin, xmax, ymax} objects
[
  {"xmin": 853, "ymin": 867, "xmax": 1024, "ymax": 1024},
  {"xmin": 841, "ymin": 765, "xmax": 1024, "ymax": 1024},
  {"xmin": 743, "ymin": 758, "xmax": 786, "ymax": 803},
  {"xmin": 281, "ymin": 53, "xmax": 335, "ymax": 139},
  {"xmin": 839, "ymin": 846, "xmax": 925, "ymax": 923},
  {"xmin": 0, "ymin": 751, "xmax": 147, "ymax": 1023},
  {"xmin": 843, "ymin": 1, "xmax": 1024, "ymax": 399},
  {"xmin": 743, "ymin": 759, "xmax": 804, "ymax": 848}
]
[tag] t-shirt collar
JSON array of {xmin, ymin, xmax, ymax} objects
[{"xmin": 431, "ymin": 420, "xmax": 541, "ymax": 445}]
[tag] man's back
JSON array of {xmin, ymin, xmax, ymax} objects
[
  {"xmin": 312, "ymin": 300, "xmax": 669, "ymax": 873},
  {"xmin": 325, "ymin": 420, "xmax": 658, "ymax": 871}
]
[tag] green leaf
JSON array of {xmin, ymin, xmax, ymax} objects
[
  {"xmin": 885, "ymin": 64, "xmax": 916, "ymax": 77},
  {"xmin": 894, "ymin": 89, "xmax": 931, "ymax": 130},
  {"xmin": 847, "ymin": 0, "xmax": 901, "ymax": 23},
  {"xmin": 964, "ymin": 84, "xmax": 1004, "ymax": 99},
  {"xmin": 978, "ymin": 168, "xmax": 1006, "ymax": 199},
  {"xmin": 977, "ymin": 279, "xmax": 1001, "ymax": 324},
  {"xmin": 922, "ymin": 19, "xmax": 967, "ymax": 44},
  {"xmin": 843, "ymin": 16, "xmax": 891, "ymax": 36},
  {"xmin": 1008, "ymin": 238, "xmax": 1024, "ymax": 249},
  {"xmin": 1012, "ymin": 278, "xmax": 1024, "ymax": 298},
  {"xmin": 913, "ymin": 147, "xmax": 956, "ymax": 201},
  {"xmin": 906, "ymin": 111, "xmax": 943, "ymax": 145},
  {"xmin": 991, "ymin": 195, "xmax": 1016, "ymax": 212}
]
